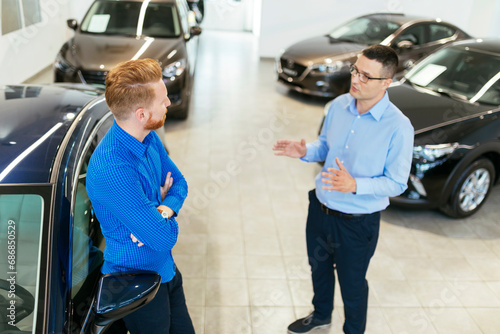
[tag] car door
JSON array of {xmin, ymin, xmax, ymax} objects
[
  {"xmin": 392, "ymin": 23, "xmax": 430, "ymax": 70},
  {"xmin": 66, "ymin": 112, "xmax": 114, "ymax": 333},
  {"xmin": 393, "ymin": 22, "xmax": 459, "ymax": 71},
  {"xmin": 0, "ymin": 185, "xmax": 52, "ymax": 334}
]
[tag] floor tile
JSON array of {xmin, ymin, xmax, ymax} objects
[
  {"xmin": 244, "ymin": 234, "xmax": 282, "ymax": 256},
  {"xmin": 370, "ymin": 280, "xmax": 421, "ymax": 307},
  {"xmin": 424, "ymin": 307, "xmax": 482, "ymax": 334},
  {"xmin": 467, "ymin": 308, "xmax": 500, "ymax": 334},
  {"xmin": 251, "ymin": 306, "xmax": 295, "ymax": 334},
  {"xmin": 432, "ymin": 258, "xmax": 482, "ymax": 281},
  {"xmin": 451, "ymin": 281, "xmax": 500, "ymax": 307},
  {"xmin": 204, "ymin": 306, "xmax": 252, "ymax": 334},
  {"xmin": 248, "ymin": 279, "xmax": 293, "ymax": 306},
  {"xmin": 246, "ymin": 255, "xmax": 287, "ymax": 279},
  {"xmin": 409, "ymin": 281, "xmax": 462, "ymax": 307},
  {"xmin": 383, "ymin": 307, "xmax": 438, "ymax": 334},
  {"xmin": 206, "ymin": 254, "xmax": 246, "ymax": 278},
  {"xmin": 393, "ymin": 258, "xmax": 444, "ymax": 281},
  {"xmin": 367, "ymin": 256, "xmax": 406, "ymax": 280},
  {"xmin": 206, "ymin": 278, "xmax": 249, "ymax": 306},
  {"xmin": 173, "ymin": 254, "xmax": 206, "ymax": 278}
]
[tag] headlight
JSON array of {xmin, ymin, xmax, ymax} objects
[
  {"xmin": 54, "ymin": 53, "xmax": 75, "ymax": 72},
  {"xmin": 413, "ymin": 143, "xmax": 458, "ymax": 162},
  {"xmin": 311, "ymin": 60, "xmax": 346, "ymax": 74},
  {"xmin": 162, "ymin": 59, "xmax": 186, "ymax": 78}
]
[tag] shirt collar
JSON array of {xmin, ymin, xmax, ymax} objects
[
  {"xmin": 112, "ymin": 121, "xmax": 153, "ymax": 158},
  {"xmin": 347, "ymin": 91, "xmax": 390, "ymax": 122}
]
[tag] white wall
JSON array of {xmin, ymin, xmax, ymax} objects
[
  {"xmin": 258, "ymin": 0, "xmax": 486, "ymax": 58},
  {"xmin": 202, "ymin": 0, "xmax": 255, "ymax": 32},
  {"xmin": 0, "ymin": 0, "xmax": 94, "ymax": 84}
]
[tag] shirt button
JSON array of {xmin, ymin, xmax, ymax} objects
[
  {"xmin": 357, "ymin": 115, "xmax": 360, "ymax": 119},
  {"xmin": 351, "ymin": 130, "xmax": 354, "ymax": 133},
  {"xmin": 345, "ymin": 145, "xmax": 349, "ymax": 149}
]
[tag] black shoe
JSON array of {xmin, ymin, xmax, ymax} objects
[{"xmin": 287, "ymin": 313, "xmax": 331, "ymax": 333}]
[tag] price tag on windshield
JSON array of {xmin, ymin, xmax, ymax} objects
[
  {"xmin": 87, "ymin": 14, "xmax": 111, "ymax": 33},
  {"xmin": 409, "ymin": 64, "xmax": 447, "ymax": 86}
]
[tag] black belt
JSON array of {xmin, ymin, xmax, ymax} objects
[{"xmin": 320, "ymin": 203, "xmax": 366, "ymax": 219}]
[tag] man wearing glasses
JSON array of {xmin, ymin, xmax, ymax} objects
[{"xmin": 273, "ymin": 45, "xmax": 414, "ymax": 334}]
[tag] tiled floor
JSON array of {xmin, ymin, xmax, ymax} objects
[{"xmin": 27, "ymin": 30, "xmax": 500, "ymax": 334}]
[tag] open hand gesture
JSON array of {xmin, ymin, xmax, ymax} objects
[
  {"xmin": 321, "ymin": 158, "xmax": 357, "ymax": 193},
  {"xmin": 273, "ymin": 139, "xmax": 307, "ymax": 158}
]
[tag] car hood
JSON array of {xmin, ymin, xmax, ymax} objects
[
  {"xmin": 388, "ymin": 82, "xmax": 493, "ymax": 133},
  {"xmin": 71, "ymin": 33, "xmax": 183, "ymax": 70},
  {"xmin": 282, "ymin": 35, "xmax": 365, "ymax": 65},
  {"xmin": 0, "ymin": 84, "xmax": 102, "ymax": 184}
]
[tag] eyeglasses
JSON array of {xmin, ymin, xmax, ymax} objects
[{"xmin": 349, "ymin": 65, "xmax": 388, "ymax": 83}]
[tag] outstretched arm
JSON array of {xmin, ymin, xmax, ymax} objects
[{"xmin": 273, "ymin": 139, "xmax": 307, "ymax": 158}]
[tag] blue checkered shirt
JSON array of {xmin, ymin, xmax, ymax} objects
[{"xmin": 86, "ymin": 121, "xmax": 187, "ymax": 283}]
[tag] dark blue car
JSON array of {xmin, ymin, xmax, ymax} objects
[{"xmin": 0, "ymin": 84, "xmax": 160, "ymax": 333}]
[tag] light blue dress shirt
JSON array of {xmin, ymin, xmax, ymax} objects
[{"xmin": 301, "ymin": 92, "xmax": 414, "ymax": 214}]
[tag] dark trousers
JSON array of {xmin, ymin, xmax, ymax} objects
[
  {"xmin": 122, "ymin": 267, "xmax": 195, "ymax": 334},
  {"xmin": 306, "ymin": 190, "xmax": 380, "ymax": 334}
]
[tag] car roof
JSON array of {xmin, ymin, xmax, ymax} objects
[
  {"xmin": 449, "ymin": 38, "xmax": 500, "ymax": 54},
  {"xmin": 0, "ymin": 84, "xmax": 102, "ymax": 184},
  {"xmin": 361, "ymin": 13, "xmax": 454, "ymax": 26}
]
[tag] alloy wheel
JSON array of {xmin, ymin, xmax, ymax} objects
[{"xmin": 458, "ymin": 168, "xmax": 491, "ymax": 212}]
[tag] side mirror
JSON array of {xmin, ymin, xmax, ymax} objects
[
  {"xmin": 84, "ymin": 271, "xmax": 161, "ymax": 334},
  {"xmin": 67, "ymin": 19, "xmax": 78, "ymax": 30},
  {"xmin": 190, "ymin": 26, "xmax": 202, "ymax": 36},
  {"xmin": 397, "ymin": 40, "xmax": 414, "ymax": 50}
]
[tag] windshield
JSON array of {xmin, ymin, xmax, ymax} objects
[
  {"xmin": 405, "ymin": 46, "xmax": 500, "ymax": 105},
  {"xmin": 80, "ymin": 0, "xmax": 181, "ymax": 38},
  {"xmin": 329, "ymin": 17, "xmax": 401, "ymax": 45}
]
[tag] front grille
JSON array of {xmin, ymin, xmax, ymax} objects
[
  {"xmin": 80, "ymin": 70, "xmax": 108, "ymax": 85},
  {"xmin": 280, "ymin": 58, "xmax": 307, "ymax": 77}
]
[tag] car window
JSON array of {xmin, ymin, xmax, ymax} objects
[
  {"xmin": 80, "ymin": 1, "xmax": 180, "ymax": 37},
  {"xmin": 429, "ymin": 24, "xmax": 455, "ymax": 42},
  {"xmin": 0, "ymin": 193, "xmax": 44, "ymax": 333},
  {"xmin": 69, "ymin": 114, "xmax": 113, "ymax": 329},
  {"xmin": 395, "ymin": 24, "xmax": 428, "ymax": 46},
  {"xmin": 142, "ymin": 3, "xmax": 180, "ymax": 38},
  {"xmin": 405, "ymin": 47, "xmax": 500, "ymax": 104},
  {"xmin": 329, "ymin": 17, "xmax": 401, "ymax": 44}
]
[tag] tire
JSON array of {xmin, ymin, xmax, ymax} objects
[{"xmin": 443, "ymin": 158, "xmax": 495, "ymax": 218}]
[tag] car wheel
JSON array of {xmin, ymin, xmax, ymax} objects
[{"xmin": 444, "ymin": 158, "xmax": 495, "ymax": 218}]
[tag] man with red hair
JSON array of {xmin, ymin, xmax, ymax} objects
[{"xmin": 87, "ymin": 58, "xmax": 194, "ymax": 333}]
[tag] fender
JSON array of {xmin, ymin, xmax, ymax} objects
[{"xmin": 439, "ymin": 140, "xmax": 500, "ymax": 207}]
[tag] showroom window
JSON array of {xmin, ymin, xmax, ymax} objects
[{"xmin": 1, "ymin": 0, "xmax": 42, "ymax": 35}]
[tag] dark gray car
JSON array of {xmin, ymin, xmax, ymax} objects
[
  {"xmin": 54, "ymin": 0, "xmax": 202, "ymax": 119},
  {"xmin": 276, "ymin": 13, "xmax": 470, "ymax": 98}
]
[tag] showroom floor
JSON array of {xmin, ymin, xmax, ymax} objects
[{"xmin": 29, "ymin": 31, "xmax": 500, "ymax": 334}]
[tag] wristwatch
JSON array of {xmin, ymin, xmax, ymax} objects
[{"xmin": 159, "ymin": 210, "xmax": 170, "ymax": 219}]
